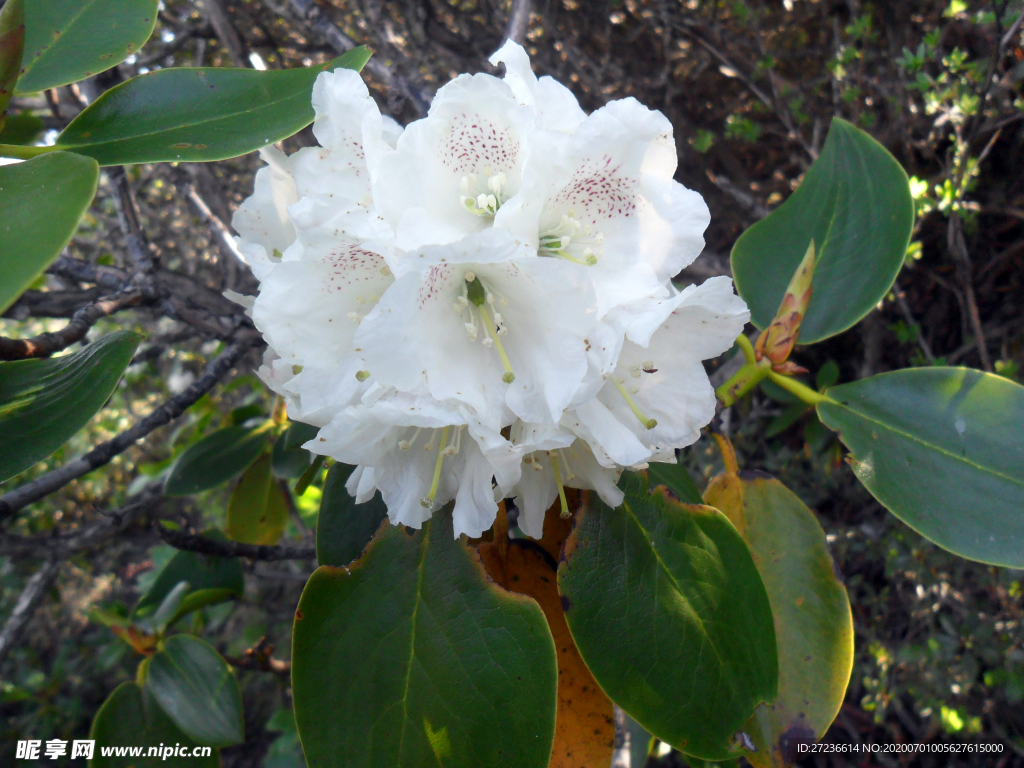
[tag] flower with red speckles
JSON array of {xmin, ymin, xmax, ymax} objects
[{"xmin": 232, "ymin": 41, "xmax": 749, "ymax": 538}]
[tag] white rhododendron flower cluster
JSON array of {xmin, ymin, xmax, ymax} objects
[{"xmin": 232, "ymin": 42, "xmax": 749, "ymax": 538}]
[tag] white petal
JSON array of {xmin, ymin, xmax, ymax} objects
[
  {"xmin": 489, "ymin": 40, "xmax": 586, "ymax": 133},
  {"xmin": 232, "ymin": 148, "xmax": 297, "ymax": 258},
  {"xmin": 374, "ymin": 73, "xmax": 528, "ymax": 251},
  {"xmin": 251, "ymin": 243, "xmax": 393, "ymax": 366},
  {"xmin": 573, "ymin": 398, "xmax": 652, "ymax": 467}
]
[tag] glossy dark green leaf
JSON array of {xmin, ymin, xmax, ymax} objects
[
  {"xmin": 316, "ymin": 462, "xmax": 388, "ymax": 567},
  {"xmin": 145, "ymin": 635, "xmax": 244, "ymax": 748},
  {"xmin": 226, "ymin": 452, "xmax": 289, "ymax": 545},
  {"xmin": 283, "ymin": 420, "xmax": 320, "ymax": 450},
  {"xmin": 558, "ymin": 473, "xmax": 777, "ymax": 761},
  {"xmin": 704, "ymin": 467, "xmax": 853, "ymax": 767},
  {"xmin": 55, "ymin": 47, "xmax": 372, "ymax": 165},
  {"xmin": 272, "ymin": 431, "xmax": 312, "ymax": 478},
  {"xmin": 134, "ymin": 535, "xmax": 244, "ymax": 616},
  {"xmin": 0, "ymin": 331, "xmax": 140, "ymax": 483},
  {"xmin": 646, "ymin": 462, "xmax": 703, "ymax": 504},
  {"xmin": 89, "ymin": 681, "xmax": 220, "ymax": 767},
  {"xmin": 0, "ymin": 111, "xmax": 42, "ymax": 144},
  {"xmin": 0, "ymin": 151, "xmax": 99, "ymax": 314},
  {"xmin": 135, "ymin": 580, "xmax": 190, "ymax": 632},
  {"xmin": 817, "ymin": 367, "xmax": 1024, "ymax": 566},
  {"xmin": 731, "ymin": 118, "xmax": 913, "ymax": 343},
  {"xmin": 15, "ymin": 0, "xmax": 158, "ymax": 94},
  {"xmin": 0, "ymin": 0, "xmax": 23, "ymax": 115},
  {"xmin": 164, "ymin": 424, "xmax": 269, "ymax": 496},
  {"xmin": 292, "ymin": 509, "xmax": 557, "ymax": 768}
]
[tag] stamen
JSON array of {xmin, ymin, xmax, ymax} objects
[
  {"xmin": 478, "ymin": 304, "xmax": 515, "ymax": 383},
  {"xmin": 421, "ymin": 426, "xmax": 450, "ymax": 508},
  {"xmin": 612, "ymin": 378, "xmax": 658, "ymax": 430},
  {"xmin": 558, "ymin": 448, "xmax": 576, "ymax": 481},
  {"xmin": 549, "ymin": 451, "xmax": 570, "ymax": 519},
  {"xmin": 399, "ymin": 427, "xmax": 422, "ymax": 450}
]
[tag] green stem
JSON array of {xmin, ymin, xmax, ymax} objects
[
  {"xmin": 715, "ymin": 361, "xmax": 771, "ymax": 407},
  {"xmin": 0, "ymin": 143, "xmax": 61, "ymax": 160},
  {"xmin": 766, "ymin": 371, "xmax": 831, "ymax": 405},
  {"xmin": 735, "ymin": 333, "xmax": 757, "ymax": 365}
]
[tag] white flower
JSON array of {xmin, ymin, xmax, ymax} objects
[
  {"xmin": 354, "ymin": 229, "xmax": 599, "ymax": 426},
  {"xmin": 313, "ymin": 388, "xmax": 519, "ymax": 537},
  {"xmin": 233, "ymin": 42, "xmax": 749, "ymax": 540},
  {"xmin": 505, "ymin": 421, "xmax": 623, "ymax": 538},
  {"xmin": 570, "ymin": 277, "xmax": 749, "ymax": 467}
]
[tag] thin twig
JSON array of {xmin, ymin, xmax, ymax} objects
[
  {"xmin": 222, "ymin": 636, "xmax": 291, "ymax": 674},
  {"xmin": 506, "ymin": 0, "xmax": 531, "ymax": 44},
  {"xmin": 157, "ymin": 526, "xmax": 316, "ymax": 560},
  {"xmin": 0, "ymin": 560, "xmax": 61, "ymax": 665},
  {"xmin": 0, "ymin": 290, "xmax": 143, "ymax": 360},
  {"xmin": 110, "ymin": 167, "xmax": 158, "ymax": 294},
  {"xmin": 947, "ymin": 214, "xmax": 992, "ymax": 371},
  {"xmin": 0, "ymin": 341, "xmax": 253, "ymax": 520},
  {"xmin": 201, "ymin": 0, "xmax": 249, "ymax": 67},
  {"xmin": 892, "ymin": 280, "xmax": 935, "ymax": 364},
  {"xmin": 282, "ymin": 0, "xmax": 430, "ymax": 115}
]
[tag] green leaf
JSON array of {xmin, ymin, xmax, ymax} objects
[
  {"xmin": 0, "ymin": 111, "xmax": 42, "ymax": 144},
  {"xmin": 731, "ymin": 118, "xmax": 913, "ymax": 343},
  {"xmin": 704, "ymin": 469, "xmax": 853, "ymax": 767},
  {"xmin": 646, "ymin": 462, "xmax": 703, "ymax": 504},
  {"xmin": 0, "ymin": 152, "xmax": 99, "ymax": 314},
  {"xmin": 145, "ymin": 635, "xmax": 244, "ymax": 748},
  {"xmin": 292, "ymin": 509, "xmax": 557, "ymax": 768},
  {"xmin": 134, "ymin": 536, "xmax": 244, "ymax": 616},
  {"xmin": 164, "ymin": 424, "xmax": 269, "ymax": 496},
  {"xmin": 0, "ymin": 0, "xmax": 24, "ymax": 116},
  {"xmin": 15, "ymin": 0, "xmax": 158, "ymax": 94},
  {"xmin": 316, "ymin": 462, "xmax": 388, "ymax": 567},
  {"xmin": 283, "ymin": 420, "xmax": 319, "ymax": 450},
  {"xmin": 0, "ymin": 331, "xmax": 140, "ymax": 483},
  {"xmin": 817, "ymin": 367, "xmax": 1024, "ymax": 566},
  {"xmin": 89, "ymin": 681, "xmax": 220, "ymax": 767},
  {"xmin": 135, "ymin": 580, "xmax": 190, "ymax": 632},
  {"xmin": 55, "ymin": 47, "xmax": 372, "ymax": 165},
  {"xmin": 272, "ymin": 430, "xmax": 312, "ymax": 478},
  {"xmin": 558, "ymin": 473, "xmax": 778, "ymax": 761},
  {"xmin": 226, "ymin": 451, "xmax": 289, "ymax": 545}
]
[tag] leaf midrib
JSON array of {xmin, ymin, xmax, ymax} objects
[
  {"xmin": 820, "ymin": 398, "xmax": 1024, "ymax": 488},
  {"xmin": 618, "ymin": 499, "xmax": 725, "ymax": 668},
  {"xmin": 395, "ymin": 526, "xmax": 432, "ymax": 766},
  {"xmin": 59, "ymin": 75, "xmax": 312, "ymax": 149}
]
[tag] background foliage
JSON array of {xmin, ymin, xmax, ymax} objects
[{"xmin": 1, "ymin": 0, "xmax": 1023, "ymax": 765}]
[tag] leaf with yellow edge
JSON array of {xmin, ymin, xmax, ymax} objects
[
  {"xmin": 479, "ymin": 498, "xmax": 615, "ymax": 768},
  {"xmin": 226, "ymin": 452, "xmax": 288, "ymax": 545},
  {"xmin": 703, "ymin": 436, "xmax": 853, "ymax": 766}
]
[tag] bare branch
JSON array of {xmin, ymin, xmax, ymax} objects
[
  {"xmin": 0, "ymin": 290, "xmax": 143, "ymax": 360},
  {"xmin": 506, "ymin": 0, "xmax": 531, "ymax": 45},
  {"xmin": 282, "ymin": 0, "xmax": 430, "ymax": 115},
  {"xmin": 0, "ymin": 560, "xmax": 61, "ymax": 665},
  {"xmin": 200, "ymin": 0, "xmax": 249, "ymax": 67},
  {"xmin": 223, "ymin": 636, "xmax": 290, "ymax": 674},
  {"xmin": 157, "ymin": 525, "xmax": 316, "ymax": 561},
  {"xmin": 0, "ymin": 340, "xmax": 254, "ymax": 520},
  {"xmin": 948, "ymin": 214, "xmax": 993, "ymax": 371},
  {"xmin": 0, "ymin": 487, "xmax": 162, "ymax": 558},
  {"xmin": 3, "ymin": 288, "xmax": 103, "ymax": 319}
]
